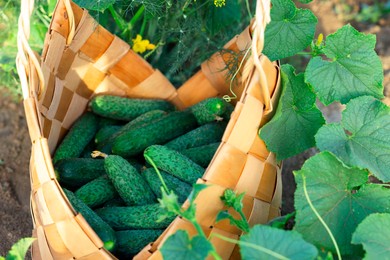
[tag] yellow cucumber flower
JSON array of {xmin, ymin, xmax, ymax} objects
[
  {"xmin": 214, "ymin": 0, "xmax": 226, "ymax": 7},
  {"xmin": 132, "ymin": 34, "xmax": 156, "ymax": 54}
]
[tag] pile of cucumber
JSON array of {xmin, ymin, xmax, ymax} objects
[{"xmin": 53, "ymin": 95, "xmax": 233, "ymax": 259}]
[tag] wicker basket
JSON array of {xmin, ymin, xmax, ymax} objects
[{"xmin": 16, "ymin": 0, "xmax": 282, "ymax": 259}]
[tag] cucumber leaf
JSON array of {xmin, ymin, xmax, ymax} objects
[
  {"xmin": 260, "ymin": 65, "xmax": 325, "ymax": 161},
  {"xmin": 352, "ymin": 213, "xmax": 390, "ymax": 260},
  {"xmin": 305, "ymin": 24, "xmax": 384, "ymax": 105},
  {"xmin": 240, "ymin": 225, "xmax": 318, "ymax": 260},
  {"xmin": 315, "ymin": 96, "xmax": 390, "ymax": 182},
  {"xmin": 294, "ymin": 152, "xmax": 390, "ymax": 256},
  {"xmin": 298, "ymin": 0, "xmax": 313, "ymax": 3},
  {"xmin": 4, "ymin": 237, "xmax": 35, "ymax": 260},
  {"xmin": 263, "ymin": 0, "xmax": 317, "ymax": 61},
  {"xmin": 160, "ymin": 231, "xmax": 213, "ymax": 260},
  {"xmin": 73, "ymin": 0, "xmax": 115, "ymax": 12}
]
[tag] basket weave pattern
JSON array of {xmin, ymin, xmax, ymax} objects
[{"xmin": 17, "ymin": 0, "xmax": 282, "ymax": 259}]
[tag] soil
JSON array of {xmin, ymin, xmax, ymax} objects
[{"xmin": 1, "ymin": 0, "xmax": 389, "ymax": 257}]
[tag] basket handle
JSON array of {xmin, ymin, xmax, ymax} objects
[
  {"xmin": 16, "ymin": 0, "xmax": 75, "ymax": 100},
  {"xmin": 241, "ymin": 0, "xmax": 273, "ymax": 114}
]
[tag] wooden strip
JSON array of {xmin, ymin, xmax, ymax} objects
[
  {"xmin": 77, "ymin": 249, "xmax": 116, "ymax": 260},
  {"xmin": 75, "ymin": 64, "xmax": 106, "ymax": 98},
  {"xmin": 255, "ymin": 162, "xmax": 277, "ymax": 203},
  {"xmin": 47, "ymin": 78, "xmax": 65, "ymax": 120},
  {"xmin": 31, "ymin": 229, "xmax": 43, "ymax": 260},
  {"xmin": 35, "ymin": 187, "xmax": 54, "ymax": 225},
  {"xmin": 80, "ymin": 25, "xmax": 114, "ymax": 62},
  {"xmin": 207, "ymin": 228, "xmax": 239, "ymax": 260},
  {"xmin": 56, "ymin": 48, "xmax": 77, "ymax": 80},
  {"xmin": 47, "ymin": 119, "xmax": 62, "ymax": 154},
  {"xmin": 94, "ymin": 36, "xmax": 130, "ymax": 73},
  {"xmin": 248, "ymin": 198, "xmax": 271, "ymax": 226},
  {"xmin": 134, "ymin": 244, "xmax": 153, "ymax": 260},
  {"xmin": 94, "ymin": 76, "xmax": 127, "ymax": 97},
  {"xmin": 68, "ymin": 10, "xmax": 96, "ymax": 53},
  {"xmin": 54, "ymin": 86, "xmax": 74, "ymax": 122},
  {"xmin": 43, "ymin": 32, "xmax": 66, "ymax": 74},
  {"xmin": 40, "ymin": 64, "xmax": 55, "ymax": 111},
  {"xmin": 61, "ymin": 93, "xmax": 89, "ymax": 130},
  {"xmin": 225, "ymin": 96, "xmax": 264, "ymax": 153},
  {"xmin": 36, "ymin": 226, "xmax": 54, "ymax": 260},
  {"xmin": 202, "ymin": 143, "xmax": 247, "ymax": 189},
  {"xmin": 74, "ymin": 214, "xmax": 104, "ymax": 249},
  {"xmin": 64, "ymin": 54, "xmax": 91, "ymax": 92},
  {"xmin": 43, "ymin": 223, "xmax": 75, "ymax": 259},
  {"xmin": 24, "ymin": 98, "xmax": 42, "ymax": 143},
  {"xmin": 42, "ymin": 117, "xmax": 52, "ymax": 140},
  {"xmin": 235, "ymin": 155, "xmax": 265, "ymax": 197},
  {"xmin": 249, "ymin": 133, "xmax": 270, "ymax": 161}
]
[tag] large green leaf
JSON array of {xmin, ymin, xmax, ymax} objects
[
  {"xmin": 352, "ymin": 213, "xmax": 390, "ymax": 260},
  {"xmin": 260, "ymin": 65, "xmax": 325, "ymax": 161},
  {"xmin": 240, "ymin": 225, "xmax": 318, "ymax": 260},
  {"xmin": 160, "ymin": 231, "xmax": 213, "ymax": 260},
  {"xmin": 263, "ymin": 0, "xmax": 317, "ymax": 61},
  {"xmin": 305, "ymin": 24, "xmax": 384, "ymax": 105},
  {"xmin": 5, "ymin": 237, "xmax": 35, "ymax": 260},
  {"xmin": 294, "ymin": 152, "xmax": 390, "ymax": 256},
  {"xmin": 73, "ymin": 0, "xmax": 116, "ymax": 12},
  {"xmin": 315, "ymin": 96, "xmax": 390, "ymax": 182}
]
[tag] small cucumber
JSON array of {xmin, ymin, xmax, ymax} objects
[
  {"xmin": 95, "ymin": 204, "xmax": 175, "ymax": 230},
  {"xmin": 102, "ymin": 154, "xmax": 156, "ymax": 206},
  {"xmin": 74, "ymin": 175, "xmax": 118, "ymax": 208},
  {"xmin": 222, "ymin": 101, "xmax": 235, "ymax": 121},
  {"xmin": 53, "ymin": 112, "xmax": 100, "ymax": 164},
  {"xmin": 103, "ymin": 196, "xmax": 126, "ymax": 207},
  {"xmin": 189, "ymin": 97, "xmax": 228, "ymax": 125},
  {"xmin": 54, "ymin": 158, "xmax": 106, "ymax": 188},
  {"xmin": 89, "ymin": 95, "xmax": 174, "ymax": 121},
  {"xmin": 144, "ymin": 145, "xmax": 204, "ymax": 184},
  {"xmin": 143, "ymin": 168, "xmax": 192, "ymax": 203},
  {"xmin": 63, "ymin": 188, "xmax": 116, "ymax": 251},
  {"xmin": 114, "ymin": 229, "xmax": 163, "ymax": 258},
  {"xmin": 181, "ymin": 142, "xmax": 220, "ymax": 168},
  {"xmin": 112, "ymin": 110, "xmax": 198, "ymax": 157},
  {"xmin": 95, "ymin": 125, "xmax": 122, "ymax": 145},
  {"xmin": 164, "ymin": 121, "xmax": 227, "ymax": 151}
]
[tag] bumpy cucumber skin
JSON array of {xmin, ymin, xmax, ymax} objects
[
  {"xmin": 103, "ymin": 196, "xmax": 126, "ymax": 207},
  {"xmin": 98, "ymin": 110, "xmax": 168, "ymax": 153},
  {"xmin": 181, "ymin": 142, "xmax": 220, "ymax": 168},
  {"xmin": 95, "ymin": 125, "xmax": 122, "ymax": 145},
  {"xmin": 222, "ymin": 101, "xmax": 235, "ymax": 121},
  {"xmin": 75, "ymin": 175, "xmax": 118, "ymax": 208},
  {"xmin": 164, "ymin": 121, "xmax": 227, "ymax": 151},
  {"xmin": 143, "ymin": 168, "xmax": 192, "ymax": 203},
  {"xmin": 112, "ymin": 110, "xmax": 198, "ymax": 157},
  {"xmin": 54, "ymin": 158, "xmax": 106, "ymax": 188},
  {"xmin": 63, "ymin": 188, "xmax": 117, "ymax": 251},
  {"xmin": 89, "ymin": 95, "xmax": 174, "ymax": 121},
  {"xmin": 53, "ymin": 112, "xmax": 100, "ymax": 164},
  {"xmin": 95, "ymin": 204, "xmax": 175, "ymax": 230},
  {"xmin": 114, "ymin": 229, "xmax": 163, "ymax": 258},
  {"xmin": 144, "ymin": 145, "xmax": 204, "ymax": 184},
  {"xmin": 104, "ymin": 155, "xmax": 156, "ymax": 206},
  {"xmin": 190, "ymin": 97, "xmax": 227, "ymax": 125}
]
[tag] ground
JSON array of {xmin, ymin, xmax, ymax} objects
[{"xmin": 0, "ymin": 0, "xmax": 389, "ymax": 256}]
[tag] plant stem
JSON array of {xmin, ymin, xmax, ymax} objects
[
  {"xmin": 144, "ymin": 154, "xmax": 169, "ymax": 193},
  {"xmin": 211, "ymin": 233, "xmax": 289, "ymax": 260},
  {"xmin": 210, "ymin": 250, "xmax": 223, "ymax": 260},
  {"xmin": 245, "ymin": 0, "xmax": 253, "ymax": 19},
  {"xmin": 302, "ymin": 176, "xmax": 342, "ymax": 260},
  {"xmin": 129, "ymin": 5, "xmax": 145, "ymax": 29},
  {"xmin": 108, "ymin": 5, "xmax": 126, "ymax": 32}
]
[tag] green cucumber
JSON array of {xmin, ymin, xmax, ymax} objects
[
  {"xmin": 89, "ymin": 95, "xmax": 174, "ymax": 121},
  {"xmin": 189, "ymin": 97, "xmax": 227, "ymax": 125},
  {"xmin": 74, "ymin": 175, "xmax": 118, "ymax": 208},
  {"xmin": 112, "ymin": 110, "xmax": 198, "ymax": 157},
  {"xmin": 144, "ymin": 145, "xmax": 204, "ymax": 184},
  {"xmin": 143, "ymin": 168, "xmax": 192, "ymax": 203},
  {"xmin": 103, "ymin": 154, "xmax": 156, "ymax": 206},
  {"xmin": 63, "ymin": 188, "xmax": 116, "ymax": 251},
  {"xmin": 181, "ymin": 142, "xmax": 220, "ymax": 168},
  {"xmin": 103, "ymin": 196, "xmax": 126, "ymax": 207},
  {"xmin": 54, "ymin": 158, "xmax": 106, "ymax": 188},
  {"xmin": 164, "ymin": 121, "xmax": 227, "ymax": 151},
  {"xmin": 222, "ymin": 101, "xmax": 235, "ymax": 121},
  {"xmin": 98, "ymin": 110, "xmax": 168, "ymax": 153},
  {"xmin": 53, "ymin": 112, "xmax": 100, "ymax": 164},
  {"xmin": 114, "ymin": 229, "xmax": 163, "ymax": 258},
  {"xmin": 95, "ymin": 125, "xmax": 122, "ymax": 145},
  {"xmin": 95, "ymin": 204, "xmax": 175, "ymax": 230}
]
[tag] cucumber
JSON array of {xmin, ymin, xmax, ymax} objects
[
  {"xmin": 94, "ymin": 125, "xmax": 122, "ymax": 145},
  {"xmin": 112, "ymin": 110, "xmax": 198, "ymax": 157},
  {"xmin": 114, "ymin": 229, "xmax": 163, "ymax": 258},
  {"xmin": 80, "ymin": 139, "xmax": 97, "ymax": 158},
  {"xmin": 98, "ymin": 110, "xmax": 168, "ymax": 153},
  {"xmin": 222, "ymin": 101, "xmax": 235, "ymax": 121},
  {"xmin": 103, "ymin": 154, "xmax": 156, "ymax": 206},
  {"xmin": 189, "ymin": 97, "xmax": 227, "ymax": 125},
  {"xmin": 98, "ymin": 117, "xmax": 121, "ymax": 128},
  {"xmin": 63, "ymin": 188, "xmax": 117, "ymax": 251},
  {"xmin": 143, "ymin": 168, "xmax": 192, "ymax": 203},
  {"xmin": 53, "ymin": 112, "xmax": 100, "ymax": 164},
  {"xmin": 164, "ymin": 121, "xmax": 227, "ymax": 151},
  {"xmin": 54, "ymin": 158, "xmax": 106, "ymax": 188},
  {"xmin": 144, "ymin": 145, "xmax": 204, "ymax": 184},
  {"xmin": 181, "ymin": 142, "xmax": 220, "ymax": 168},
  {"xmin": 89, "ymin": 95, "xmax": 175, "ymax": 121},
  {"xmin": 75, "ymin": 175, "xmax": 118, "ymax": 208},
  {"xmin": 103, "ymin": 196, "xmax": 126, "ymax": 207},
  {"xmin": 95, "ymin": 204, "xmax": 175, "ymax": 230}
]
